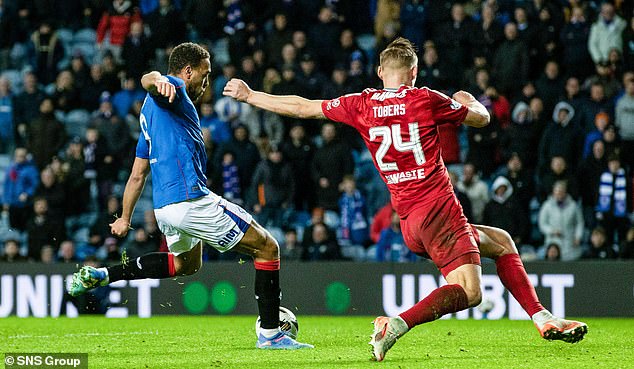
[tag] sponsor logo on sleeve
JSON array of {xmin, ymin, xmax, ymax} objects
[{"xmin": 450, "ymin": 100, "xmax": 462, "ymax": 110}]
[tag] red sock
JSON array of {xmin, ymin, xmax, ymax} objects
[
  {"xmin": 495, "ymin": 253, "xmax": 544, "ymax": 316},
  {"xmin": 399, "ymin": 284, "xmax": 469, "ymax": 329}
]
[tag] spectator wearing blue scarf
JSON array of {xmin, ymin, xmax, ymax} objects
[
  {"xmin": 596, "ymin": 155, "xmax": 631, "ymax": 245},
  {"xmin": 338, "ymin": 175, "xmax": 369, "ymax": 246}
]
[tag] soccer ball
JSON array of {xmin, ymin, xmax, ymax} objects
[{"xmin": 255, "ymin": 306, "xmax": 299, "ymax": 339}]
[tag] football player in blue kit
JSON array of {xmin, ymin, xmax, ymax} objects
[{"xmin": 69, "ymin": 42, "xmax": 312, "ymax": 350}]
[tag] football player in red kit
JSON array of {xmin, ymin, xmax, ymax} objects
[{"xmin": 223, "ymin": 37, "xmax": 587, "ymax": 361}]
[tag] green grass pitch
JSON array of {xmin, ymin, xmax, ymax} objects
[{"xmin": 1, "ymin": 316, "xmax": 633, "ymax": 369}]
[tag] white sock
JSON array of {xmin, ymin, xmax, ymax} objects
[
  {"xmin": 392, "ymin": 316, "xmax": 410, "ymax": 336},
  {"xmin": 531, "ymin": 309, "xmax": 554, "ymax": 327},
  {"xmin": 261, "ymin": 328, "xmax": 281, "ymax": 339},
  {"xmin": 97, "ymin": 267, "xmax": 110, "ymax": 285}
]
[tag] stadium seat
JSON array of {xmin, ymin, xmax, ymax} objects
[
  {"xmin": 211, "ymin": 38, "xmax": 230, "ymax": 66},
  {"xmin": 71, "ymin": 44, "xmax": 96, "ymax": 64},
  {"xmin": 57, "ymin": 28, "xmax": 74, "ymax": 47},
  {"xmin": 64, "ymin": 109, "xmax": 90, "ymax": 138},
  {"xmin": 56, "ymin": 28, "xmax": 74, "ymax": 57},
  {"xmin": 0, "ymin": 69, "xmax": 22, "ymax": 93},
  {"xmin": 73, "ymin": 28, "xmax": 97, "ymax": 44}
]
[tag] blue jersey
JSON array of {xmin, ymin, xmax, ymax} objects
[{"xmin": 137, "ymin": 75, "xmax": 210, "ymax": 209}]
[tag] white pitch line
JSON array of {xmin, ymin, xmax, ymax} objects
[{"xmin": 8, "ymin": 330, "xmax": 159, "ymax": 339}]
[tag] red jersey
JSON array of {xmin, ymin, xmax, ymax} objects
[{"xmin": 321, "ymin": 85, "xmax": 469, "ymax": 218}]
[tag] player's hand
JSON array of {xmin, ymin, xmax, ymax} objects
[
  {"xmin": 155, "ymin": 79, "xmax": 177, "ymax": 103},
  {"xmin": 223, "ymin": 78, "xmax": 252, "ymax": 102},
  {"xmin": 452, "ymin": 90, "xmax": 476, "ymax": 105},
  {"xmin": 110, "ymin": 218, "xmax": 132, "ymax": 238}
]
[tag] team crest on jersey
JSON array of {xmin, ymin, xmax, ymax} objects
[
  {"xmin": 326, "ymin": 98, "xmax": 340, "ymax": 110},
  {"xmin": 332, "ymin": 98, "xmax": 340, "ymax": 107}
]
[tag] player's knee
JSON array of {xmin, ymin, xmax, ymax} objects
[
  {"xmin": 259, "ymin": 233, "xmax": 280, "ymax": 261},
  {"xmin": 465, "ymin": 287, "xmax": 482, "ymax": 307},
  {"xmin": 498, "ymin": 229, "xmax": 518, "ymax": 256}
]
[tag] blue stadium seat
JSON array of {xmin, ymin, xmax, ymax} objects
[
  {"xmin": 71, "ymin": 44, "xmax": 96, "ymax": 64},
  {"xmin": 0, "ymin": 69, "xmax": 22, "ymax": 93},
  {"xmin": 73, "ymin": 28, "xmax": 97, "ymax": 44},
  {"xmin": 56, "ymin": 28, "xmax": 74, "ymax": 58}
]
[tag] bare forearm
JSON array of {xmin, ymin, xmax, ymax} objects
[
  {"xmin": 246, "ymin": 91, "xmax": 324, "ymax": 119},
  {"xmin": 454, "ymin": 91, "xmax": 490, "ymax": 128},
  {"xmin": 141, "ymin": 71, "xmax": 164, "ymax": 93},
  {"xmin": 120, "ymin": 175, "xmax": 146, "ymax": 222}
]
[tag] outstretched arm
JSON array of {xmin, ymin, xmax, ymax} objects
[
  {"xmin": 223, "ymin": 78, "xmax": 326, "ymax": 120},
  {"xmin": 110, "ymin": 157, "xmax": 151, "ymax": 237},
  {"xmin": 141, "ymin": 71, "xmax": 177, "ymax": 103},
  {"xmin": 452, "ymin": 91, "xmax": 490, "ymax": 128}
]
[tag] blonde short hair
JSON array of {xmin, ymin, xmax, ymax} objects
[{"xmin": 379, "ymin": 37, "xmax": 418, "ymax": 70}]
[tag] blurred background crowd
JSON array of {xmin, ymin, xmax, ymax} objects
[{"xmin": 0, "ymin": 0, "xmax": 633, "ymax": 266}]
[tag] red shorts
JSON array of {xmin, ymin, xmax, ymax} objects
[{"xmin": 400, "ymin": 194, "xmax": 481, "ymax": 276}]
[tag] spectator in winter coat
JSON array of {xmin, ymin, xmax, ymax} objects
[
  {"xmin": 121, "ymin": 21, "xmax": 153, "ymax": 81},
  {"xmin": 215, "ymin": 125, "xmax": 260, "ymax": 196},
  {"xmin": 399, "ymin": 0, "xmax": 427, "ymax": 50},
  {"xmin": 588, "ymin": 2, "xmax": 626, "ymax": 64},
  {"xmin": 537, "ymin": 101, "xmax": 583, "ymax": 176},
  {"xmin": 280, "ymin": 124, "xmax": 315, "ymax": 211},
  {"xmin": 26, "ymin": 197, "xmax": 66, "ymax": 260},
  {"xmin": 483, "ymin": 176, "xmax": 529, "ymax": 246},
  {"xmin": 2, "ymin": 147, "xmax": 39, "ymax": 231},
  {"xmin": 301, "ymin": 222, "xmax": 341, "ymax": 261},
  {"xmin": 34, "ymin": 167, "xmax": 66, "ymax": 221},
  {"xmin": 28, "ymin": 21, "xmax": 65, "ymax": 85},
  {"xmin": 13, "ymin": 72, "xmax": 45, "ymax": 148},
  {"xmin": 492, "ymin": 22, "xmax": 529, "ymax": 96},
  {"xmin": 538, "ymin": 156, "xmax": 578, "ymax": 203},
  {"xmin": 535, "ymin": 61, "xmax": 565, "ymax": 118},
  {"xmin": 538, "ymin": 181, "xmax": 584, "ymax": 261},
  {"xmin": 250, "ymin": 146, "xmax": 294, "ymax": 228},
  {"xmin": 501, "ymin": 101, "xmax": 540, "ymax": 168},
  {"xmin": 560, "ymin": 6, "xmax": 593, "ymax": 79},
  {"xmin": 582, "ymin": 112, "xmax": 610, "ymax": 159},
  {"xmin": 456, "ymin": 163, "xmax": 489, "ymax": 223},
  {"xmin": 311, "ymin": 123, "xmax": 354, "ymax": 211},
  {"xmin": 27, "ymin": 98, "xmax": 66, "ymax": 170}
]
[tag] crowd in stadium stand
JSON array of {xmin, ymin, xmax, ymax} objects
[{"xmin": 0, "ymin": 0, "xmax": 633, "ymax": 265}]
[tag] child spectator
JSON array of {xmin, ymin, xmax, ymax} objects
[
  {"xmin": 583, "ymin": 226, "xmax": 617, "ymax": 259},
  {"xmin": 376, "ymin": 211, "xmax": 416, "ymax": 262}
]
